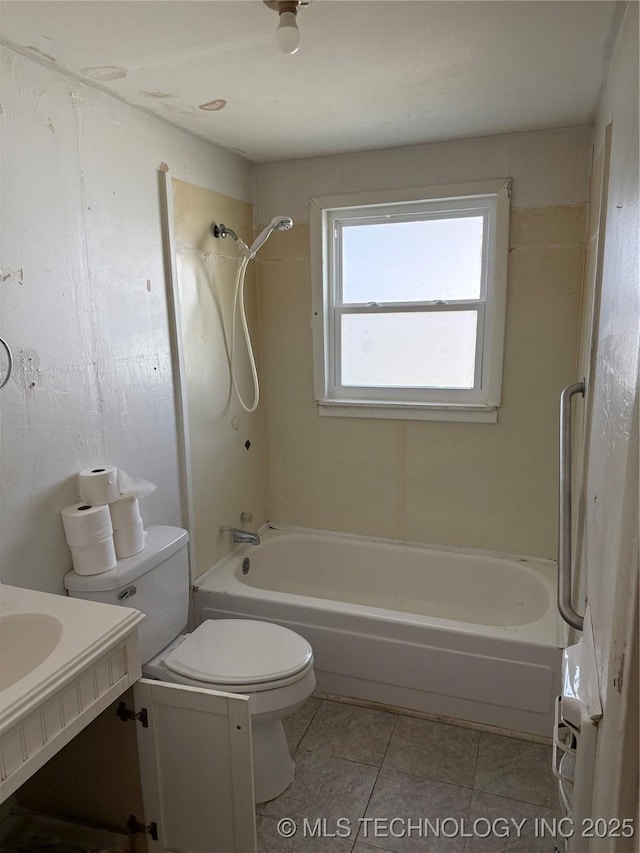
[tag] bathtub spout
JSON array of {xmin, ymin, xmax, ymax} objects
[
  {"xmin": 233, "ymin": 528, "xmax": 261, "ymax": 545},
  {"xmin": 221, "ymin": 526, "xmax": 261, "ymax": 545}
]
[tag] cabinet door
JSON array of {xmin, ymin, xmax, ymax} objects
[{"xmin": 133, "ymin": 678, "xmax": 256, "ymax": 853}]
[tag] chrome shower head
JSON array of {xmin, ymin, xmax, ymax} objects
[
  {"xmin": 272, "ymin": 216, "xmax": 294, "ymax": 232},
  {"xmin": 212, "ymin": 217, "xmax": 293, "ymax": 259},
  {"xmin": 248, "ymin": 216, "xmax": 294, "ymax": 257}
]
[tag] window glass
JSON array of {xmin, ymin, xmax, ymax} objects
[
  {"xmin": 310, "ymin": 179, "xmax": 510, "ymax": 418},
  {"xmin": 341, "ymin": 215, "xmax": 484, "ymax": 304},
  {"xmin": 340, "ymin": 311, "xmax": 478, "ymax": 389}
]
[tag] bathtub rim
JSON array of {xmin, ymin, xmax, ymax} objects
[
  {"xmin": 195, "ymin": 521, "xmax": 565, "ymax": 648},
  {"xmin": 199, "ymin": 519, "xmax": 559, "ymax": 579}
]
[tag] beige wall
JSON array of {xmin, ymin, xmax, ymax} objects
[
  {"xmin": 172, "ymin": 180, "xmax": 268, "ymax": 578},
  {"xmin": 256, "ymin": 126, "xmax": 592, "ymax": 222},
  {"xmin": 257, "ymin": 201, "xmax": 585, "ymax": 558}
]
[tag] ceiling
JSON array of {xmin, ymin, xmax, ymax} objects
[{"xmin": 0, "ymin": 1, "xmax": 623, "ymax": 163}]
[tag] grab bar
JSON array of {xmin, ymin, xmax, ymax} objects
[
  {"xmin": 0, "ymin": 336, "xmax": 13, "ymax": 391},
  {"xmin": 558, "ymin": 381, "xmax": 585, "ymax": 630}
]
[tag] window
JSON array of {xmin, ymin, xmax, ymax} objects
[{"xmin": 310, "ymin": 179, "xmax": 511, "ymax": 422}]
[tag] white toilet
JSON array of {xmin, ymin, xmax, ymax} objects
[{"xmin": 64, "ymin": 525, "xmax": 315, "ymax": 803}]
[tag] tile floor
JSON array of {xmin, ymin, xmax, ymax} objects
[{"xmin": 257, "ymin": 698, "xmax": 562, "ymax": 852}]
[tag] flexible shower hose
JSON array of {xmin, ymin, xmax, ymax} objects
[{"xmin": 231, "ymin": 255, "xmax": 260, "ymax": 413}]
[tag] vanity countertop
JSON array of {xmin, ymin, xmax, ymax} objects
[{"xmin": 0, "ymin": 583, "xmax": 145, "ymax": 802}]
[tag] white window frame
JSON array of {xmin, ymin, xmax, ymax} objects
[{"xmin": 310, "ymin": 179, "xmax": 511, "ymax": 423}]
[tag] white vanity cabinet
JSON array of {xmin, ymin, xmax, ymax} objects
[
  {"xmin": 0, "ymin": 584, "xmax": 257, "ymax": 852},
  {"xmin": 0, "ymin": 584, "xmax": 144, "ymax": 802},
  {"xmin": 132, "ymin": 678, "xmax": 256, "ymax": 853}
]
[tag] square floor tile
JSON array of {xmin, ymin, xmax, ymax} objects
[
  {"xmin": 298, "ymin": 700, "xmax": 397, "ymax": 766},
  {"xmin": 258, "ymin": 749, "xmax": 378, "ymax": 838},
  {"xmin": 463, "ymin": 790, "xmax": 562, "ymax": 852},
  {"xmin": 257, "ymin": 814, "xmax": 352, "ymax": 852},
  {"xmin": 358, "ymin": 768, "xmax": 472, "ymax": 852},
  {"xmin": 284, "ymin": 697, "xmax": 323, "ymax": 754},
  {"xmin": 474, "ymin": 733, "xmax": 558, "ymax": 809},
  {"xmin": 383, "ymin": 716, "xmax": 480, "ymax": 788}
]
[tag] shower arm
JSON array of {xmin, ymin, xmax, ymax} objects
[
  {"xmin": 212, "ymin": 223, "xmax": 238, "ymax": 241},
  {"xmin": 212, "ymin": 217, "xmax": 293, "ymax": 260},
  {"xmin": 212, "ymin": 223, "xmax": 250, "ymax": 256}
]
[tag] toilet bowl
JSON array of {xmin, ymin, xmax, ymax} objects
[
  {"xmin": 64, "ymin": 525, "xmax": 315, "ymax": 804},
  {"xmin": 144, "ymin": 619, "xmax": 316, "ymax": 802}
]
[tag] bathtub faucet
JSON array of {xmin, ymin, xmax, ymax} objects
[{"xmin": 220, "ymin": 525, "xmax": 261, "ymax": 546}]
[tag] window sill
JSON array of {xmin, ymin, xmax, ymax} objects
[{"xmin": 317, "ymin": 400, "xmax": 498, "ymax": 423}]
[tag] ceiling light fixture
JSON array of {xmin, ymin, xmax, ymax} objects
[{"xmin": 264, "ymin": 1, "xmax": 302, "ymax": 55}]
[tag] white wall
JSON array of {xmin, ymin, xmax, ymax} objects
[
  {"xmin": 577, "ymin": 3, "xmax": 639, "ymax": 842},
  {"xmin": 0, "ymin": 47, "xmax": 254, "ymax": 593}
]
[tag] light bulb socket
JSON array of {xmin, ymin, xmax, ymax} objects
[
  {"xmin": 263, "ymin": 0, "xmax": 299, "ymax": 14},
  {"xmin": 277, "ymin": 0, "xmax": 298, "ymax": 15}
]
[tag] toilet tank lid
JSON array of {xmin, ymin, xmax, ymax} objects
[{"xmin": 64, "ymin": 525, "xmax": 189, "ymax": 592}]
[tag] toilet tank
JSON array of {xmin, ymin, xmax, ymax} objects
[{"xmin": 64, "ymin": 525, "xmax": 190, "ymax": 664}]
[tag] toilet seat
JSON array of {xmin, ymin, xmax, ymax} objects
[{"xmin": 164, "ymin": 619, "xmax": 313, "ymax": 689}]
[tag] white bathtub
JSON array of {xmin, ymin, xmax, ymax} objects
[{"xmin": 195, "ymin": 524, "xmax": 562, "ymax": 736}]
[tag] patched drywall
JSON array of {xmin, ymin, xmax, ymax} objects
[
  {"xmin": 171, "ymin": 179, "xmax": 268, "ymax": 577},
  {"xmin": 0, "ymin": 47, "xmax": 253, "ymax": 593},
  {"xmin": 255, "ymin": 128, "xmax": 591, "ymax": 558}
]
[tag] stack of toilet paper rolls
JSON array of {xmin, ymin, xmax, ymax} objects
[
  {"xmin": 109, "ymin": 494, "xmax": 145, "ymax": 560},
  {"xmin": 61, "ymin": 466, "xmax": 149, "ymax": 575},
  {"xmin": 61, "ymin": 502, "xmax": 117, "ymax": 575}
]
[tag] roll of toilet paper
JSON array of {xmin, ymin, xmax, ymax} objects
[
  {"xmin": 109, "ymin": 495, "xmax": 141, "ymax": 530},
  {"xmin": 114, "ymin": 520, "xmax": 145, "ymax": 560},
  {"xmin": 70, "ymin": 536, "xmax": 117, "ymax": 575},
  {"xmin": 78, "ymin": 466, "xmax": 120, "ymax": 505},
  {"xmin": 78, "ymin": 466, "xmax": 157, "ymax": 505},
  {"xmin": 61, "ymin": 502, "xmax": 113, "ymax": 548}
]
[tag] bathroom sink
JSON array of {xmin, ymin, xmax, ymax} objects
[
  {"xmin": 0, "ymin": 613, "xmax": 63, "ymax": 690},
  {"xmin": 0, "ymin": 584, "xmax": 145, "ymax": 803}
]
